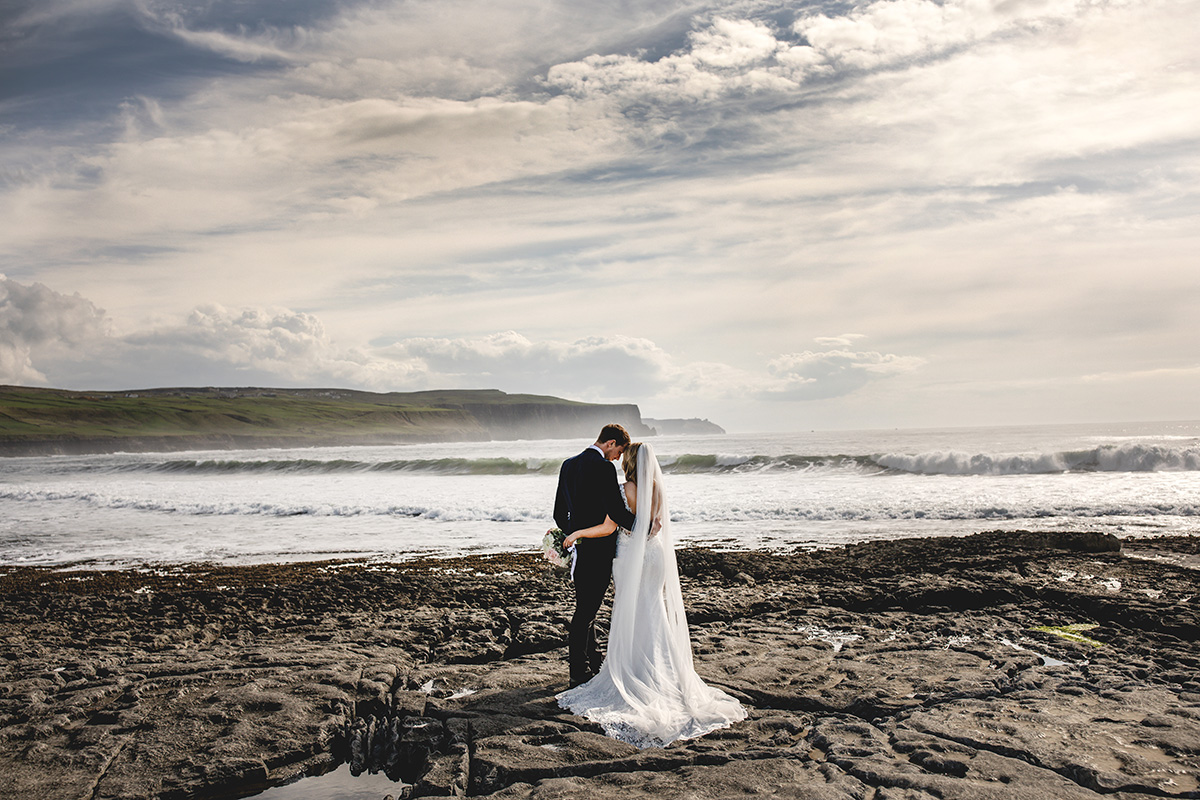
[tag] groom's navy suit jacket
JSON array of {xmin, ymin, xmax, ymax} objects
[{"xmin": 554, "ymin": 447, "xmax": 637, "ymax": 567}]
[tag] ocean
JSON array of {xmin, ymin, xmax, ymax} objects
[{"xmin": 1, "ymin": 421, "xmax": 1197, "ymax": 569}]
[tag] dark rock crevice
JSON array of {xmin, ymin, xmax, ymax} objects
[{"xmin": 85, "ymin": 735, "xmax": 131, "ymax": 800}]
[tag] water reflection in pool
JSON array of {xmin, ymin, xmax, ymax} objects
[{"xmin": 249, "ymin": 763, "xmax": 406, "ymax": 800}]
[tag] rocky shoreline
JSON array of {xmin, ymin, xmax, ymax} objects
[{"xmin": 1, "ymin": 531, "xmax": 1197, "ymax": 799}]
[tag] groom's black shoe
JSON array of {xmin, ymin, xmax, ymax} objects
[{"xmin": 569, "ymin": 670, "xmax": 593, "ymax": 689}]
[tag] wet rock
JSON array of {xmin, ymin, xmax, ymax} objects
[{"xmin": 1, "ymin": 532, "xmax": 1197, "ymax": 799}]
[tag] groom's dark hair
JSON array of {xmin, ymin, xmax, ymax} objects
[{"xmin": 598, "ymin": 423, "xmax": 631, "ymax": 447}]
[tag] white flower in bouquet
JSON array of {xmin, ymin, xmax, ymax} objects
[{"xmin": 541, "ymin": 528, "xmax": 571, "ymax": 570}]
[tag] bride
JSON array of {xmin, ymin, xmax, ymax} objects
[{"xmin": 556, "ymin": 442, "xmax": 746, "ymax": 748}]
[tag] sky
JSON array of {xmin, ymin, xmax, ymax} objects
[{"xmin": 1, "ymin": 0, "xmax": 1197, "ymax": 432}]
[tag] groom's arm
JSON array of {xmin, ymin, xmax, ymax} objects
[{"xmin": 553, "ymin": 461, "xmax": 571, "ymax": 532}]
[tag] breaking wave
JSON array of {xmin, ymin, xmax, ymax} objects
[
  {"xmin": 662, "ymin": 442, "xmax": 1200, "ymax": 475},
  {"xmin": 873, "ymin": 442, "xmax": 1200, "ymax": 475},
  {"xmin": 96, "ymin": 453, "xmax": 876, "ymax": 476},
  {"xmin": 56, "ymin": 441, "xmax": 1200, "ymax": 477},
  {"xmin": 122, "ymin": 457, "xmax": 563, "ymax": 476}
]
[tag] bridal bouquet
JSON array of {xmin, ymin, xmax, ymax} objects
[{"xmin": 541, "ymin": 528, "xmax": 571, "ymax": 571}]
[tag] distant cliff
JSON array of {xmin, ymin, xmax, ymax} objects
[
  {"xmin": 390, "ymin": 389, "xmax": 653, "ymax": 441},
  {"xmin": 0, "ymin": 386, "xmax": 655, "ymax": 456},
  {"xmin": 643, "ymin": 417, "xmax": 726, "ymax": 435},
  {"xmin": 461, "ymin": 400, "xmax": 652, "ymax": 441}
]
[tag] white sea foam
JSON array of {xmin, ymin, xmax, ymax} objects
[
  {"xmin": 875, "ymin": 450, "xmax": 1069, "ymax": 475},
  {"xmin": 797, "ymin": 626, "xmax": 861, "ymax": 652},
  {"xmin": 3, "ymin": 484, "xmax": 1196, "ymax": 523}
]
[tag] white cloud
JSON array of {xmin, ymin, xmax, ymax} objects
[
  {"xmin": 814, "ymin": 333, "xmax": 868, "ymax": 347},
  {"xmin": 542, "ymin": 0, "xmax": 1089, "ymax": 107},
  {"xmin": 132, "ymin": 305, "xmax": 339, "ymax": 370},
  {"xmin": 2, "ymin": 278, "xmax": 927, "ymax": 410},
  {"xmin": 376, "ymin": 331, "xmax": 927, "ymax": 405},
  {"xmin": 162, "ymin": 26, "xmax": 298, "ymax": 64},
  {"xmin": 0, "ymin": 92, "xmax": 623, "ymax": 263},
  {"xmin": 119, "ymin": 304, "xmax": 427, "ymax": 389},
  {"xmin": 795, "ymin": 0, "xmax": 1081, "ymax": 70},
  {"xmin": 377, "ymin": 332, "xmax": 677, "ymax": 398},
  {"xmin": 545, "ymin": 17, "xmax": 808, "ymax": 103},
  {"xmin": 0, "ymin": 275, "xmax": 109, "ymax": 384},
  {"xmin": 764, "ymin": 347, "xmax": 926, "ymax": 401},
  {"xmin": 1081, "ymin": 364, "xmax": 1200, "ymax": 383}
]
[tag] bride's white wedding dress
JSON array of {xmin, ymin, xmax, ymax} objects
[{"xmin": 557, "ymin": 443, "xmax": 746, "ymax": 748}]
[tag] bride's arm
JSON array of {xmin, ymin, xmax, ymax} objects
[
  {"xmin": 563, "ymin": 516, "xmax": 618, "ymax": 548},
  {"xmin": 628, "ymin": 481, "xmax": 665, "ymax": 536},
  {"xmin": 650, "ymin": 482, "xmax": 664, "ymax": 535}
]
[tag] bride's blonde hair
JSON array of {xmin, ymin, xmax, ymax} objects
[{"xmin": 621, "ymin": 442, "xmax": 641, "ymax": 483}]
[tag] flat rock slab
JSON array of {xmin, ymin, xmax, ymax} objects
[
  {"xmin": 1, "ymin": 531, "xmax": 1198, "ymax": 799},
  {"xmin": 487, "ymin": 758, "xmax": 867, "ymax": 799}
]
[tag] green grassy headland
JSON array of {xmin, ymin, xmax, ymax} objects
[{"xmin": 0, "ymin": 386, "xmax": 639, "ymax": 455}]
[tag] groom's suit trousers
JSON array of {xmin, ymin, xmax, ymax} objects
[{"xmin": 570, "ymin": 560, "xmax": 612, "ymax": 676}]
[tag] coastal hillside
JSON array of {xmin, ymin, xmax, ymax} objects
[{"xmin": 0, "ymin": 386, "xmax": 653, "ymax": 455}]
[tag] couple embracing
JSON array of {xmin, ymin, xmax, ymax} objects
[{"xmin": 552, "ymin": 423, "xmax": 746, "ymax": 748}]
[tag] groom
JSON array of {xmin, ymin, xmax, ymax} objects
[{"xmin": 554, "ymin": 423, "xmax": 637, "ymax": 688}]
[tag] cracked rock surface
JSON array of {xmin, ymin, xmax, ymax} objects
[{"xmin": 1, "ymin": 530, "xmax": 1197, "ymax": 799}]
